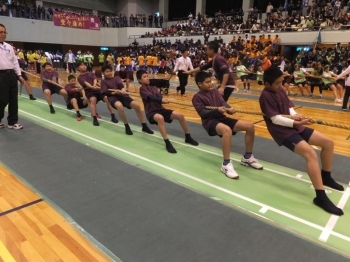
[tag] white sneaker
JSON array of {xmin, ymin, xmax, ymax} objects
[
  {"xmin": 240, "ymin": 155, "xmax": 263, "ymax": 170},
  {"xmin": 334, "ymin": 99, "xmax": 342, "ymax": 103},
  {"xmin": 8, "ymin": 123, "xmax": 23, "ymax": 130},
  {"xmin": 221, "ymin": 161, "xmax": 239, "ymax": 179}
]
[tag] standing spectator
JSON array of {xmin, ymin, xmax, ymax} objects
[
  {"xmin": 266, "ymin": 2, "xmax": 274, "ymax": 18},
  {"xmin": 188, "ymin": 12, "xmax": 193, "ymax": 22},
  {"xmin": 154, "ymin": 14, "xmax": 159, "ymax": 27},
  {"xmin": 148, "ymin": 14, "xmax": 153, "ymax": 27},
  {"xmin": 0, "ymin": 23, "xmax": 25, "ymax": 130},
  {"xmin": 64, "ymin": 50, "xmax": 76, "ymax": 73},
  {"xmin": 159, "ymin": 14, "xmax": 164, "ymax": 28}
]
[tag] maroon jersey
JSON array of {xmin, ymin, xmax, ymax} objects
[
  {"xmin": 192, "ymin": 88, "xmax": 227, "ymax": 132},
  {"xmin": 78, "ymin": 72, "xmax": 99, "ymax": 95},
  {"xmin": 200, "ymin": 54, "xmax": 235, "ymax": 86},
  {"xmin": 40, "ymin": 70, "xmax": 59, "ymax": 89},
  {"xmin": 139, "ymin": 85, "xmax": 165, "ymax": 118},
  {"xmin": 259, "ymin": 87, "xmax": 305, "ymax": 146}
]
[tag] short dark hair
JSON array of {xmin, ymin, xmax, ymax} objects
[
  {"xmin": 136, "ymin": 70, "xmax": 147, "ymax": 80},
  {"xmin": 263, "ymin": 66, "xmax": 283, "ymax": 85},
  {"xmin": 207, "ymin": 41, "xmax": 219, "ymax": 53},
  {"xmin": 101, "ymin": 64, "xmax": 113, "ymax": 72},
  {"xmin": 120, "ymin": 65, "xmax": 125, "ymax": 68},
  {"xmin": 0, "ymin": 24, "xmax": 5, "ymax": 29},
  {"xmin": 68, "ymin": 74, "xmax": 76, "ymax": 81},
  {"xmin": 195, "ymin": 71, "xmax": 211, "ymax": 86},
  {"xmin": 42, "ymin": 62, "xmax": 52, "ymax": 68},
  {"xmin": 76, "ymin": 61, "xmax": 86, "ymax": 67}
]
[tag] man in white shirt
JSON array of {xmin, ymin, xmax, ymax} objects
[
  {"xmin": 173, "ymin": 49, "xmax": 193, "ymax": 96},
  {"xmin": 266, "ymin": 2, "xmax": 274, "ymax": 18},
  {"xmin": 0, "ymin": 24, "xmax": 25, "ymax": 130}
]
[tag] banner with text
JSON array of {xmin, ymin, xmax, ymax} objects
[{"xmin": 53, "ymin": 12, "xmax": 100, "ymax": 30}]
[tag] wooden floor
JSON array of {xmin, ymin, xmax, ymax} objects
[
  {"xmin": 0, "ymin": 165, "xmax": 111, "ymax": 262},
  {"xmin": 24, "ymin": 70, "xmax": 350, "ymax": 156}
]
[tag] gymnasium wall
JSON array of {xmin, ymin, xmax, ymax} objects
[
  {"xmin": 116, "ymin": 0, "xmax": 159, "ymax": 16},
  {"xmin": 2, "ymin": 16, "xmax": 159, "ymax": 47},
  {"xmin": 42, "ymin": 0, "xmax": 119, "ymax": 13}
]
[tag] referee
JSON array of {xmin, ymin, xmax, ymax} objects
[
  {"xmin": 0, "ymin": 23, "xmax": 24, "ymax": 130},
  {"xmin": 174, "ymin": 49, "xmax": 193, "ymax": 97}
]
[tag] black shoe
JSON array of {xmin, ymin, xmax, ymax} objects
[
  {"xmin": 93, "ymin": 118, "xmax": 100, "ymax": 126},
  {"xmin": 142, "ymin": 125, "xmax": 154, "ymax": 134}
]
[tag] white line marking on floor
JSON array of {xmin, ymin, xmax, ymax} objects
[
  {"xmin": 259, "ymin": 206, "xmax": 269, "ymax": 214},
  {"xmin": 210, "ymin": 197, "xmax": 222, "ymax": 201},
  {"xmin": 296, "ymin": 174, "xmax": 303, "ymax": 179},
  {"xmin": 318, "ymin": 187, "xmax": 350, "ymax": 243},
  {"xmin": 20, "ymin": 97, "xmax": 346, "ymax": 195},
  {"xmin": 18, "ymin": 109, "xmax": 350, "ymax": 243}
]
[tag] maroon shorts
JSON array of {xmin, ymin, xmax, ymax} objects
[
  {"xmin": 208, "ymin": 117, "xmax": 238, "ymax": 137},
  {"xmin": 42, "ymin": 85, "xmax": 61, "ymax": 95},
  {"xmin": 109, "ymin": 96, "xmax": 133, "ymax": 109},
  {"xmin": 281, "ymin": 127, "xmax": 314, "ymax": 152},
  {"xmin": 147, "ymin": 109, "xmax": 173, "ymax": 125},
  {"xmin": 86, "ymin": 92, "xmax": 105, "ymax": 101}
]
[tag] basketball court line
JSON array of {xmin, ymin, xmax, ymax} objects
[
  {"xmin": 21, "ymin": 95, "xmax": 346, "ymax": 194},
  {"xmin": 319, "ymin": 187, "xmax": 350, "ymax": 242},
  {"xmin": 17, "ymin": 105, "xmax": 350, "ymax": 248}
]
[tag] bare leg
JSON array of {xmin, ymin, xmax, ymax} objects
[
  {"xmin": 215, "ymin": 123, "xmax": 232, "ymax": 160},
  {"xmin": 130, "ymin": 101, "xmax": 145, "ymax": 123},
  {"xmin": 232, "ymin": 120, "xmax": 255, "ymax": 153},
  {"xmin": 114, "ymin": 101, "xmax": 128, "ymax": 123},
  {"xmin": 170, "ymin": 111, "xmax": 189, "ymax": 134}
]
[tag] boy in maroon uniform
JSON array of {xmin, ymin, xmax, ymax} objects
[
  {"xmin": 137, "ymin": 70, "xmax": 198, "ymax": 153},
  {"xmin": 77, "ymin": 61, "xmax": 117, "ymax": 126},
  {"xmin": 192, "ymin": 71, "xmax": 263, "ymax": 179},
  {"xmin": 118, "ymin": 65, "xmax": 130, "ymax": 92},
  {"xmin": 100, "ymin": 65, "xmax": 153, "ymax": 135},
  {"xmin": 40, "ymin": 63, "xmax": 68, "ymax": 114},
  {"xmin": 259, "ymin": 66, "xmax": 344, "ymax": 216},
  {"xmin": 64, "ymin": 74, "xmax": 89, "ymax": 121},
  {"xmin": 184, "ymin": 41, "xmax": 236, "ymax": 102}
]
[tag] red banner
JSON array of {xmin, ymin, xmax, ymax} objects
[{"xmin": 53, "ymin": 11, "xmax": 100, "ymax": 30}]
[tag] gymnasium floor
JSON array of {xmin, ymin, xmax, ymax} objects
[{"xmin": 0, "ymin": 72, "xmax": 349, "ymax": 261}]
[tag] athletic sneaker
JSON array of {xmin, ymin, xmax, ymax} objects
[
  {"xmin": 319, "ymin": 94, "xmax": 322, "ymax": 98},
  {"xmin": 8, "ymin": 123, "xmax": 23, "ymax": 130},
  {"xmin": 240, "ymin": 155, "xmax": 263, "ymax": 170},
  {"xmin": 0, "ymin": 123, "xmax": 4, "ymax": 129},
  {"xmin": 221, "ymin": 161, "xmax": 239, "ymax": 179},
  {"xmin": 334, "ymin": 99, "xmax": 342, "ymax": 103}
]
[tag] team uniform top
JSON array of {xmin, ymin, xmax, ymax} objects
[
  {"xmin": 200, "ymin": 54, "xmax": 235, "ymax": 86},
  {"xmin": 64, "ymin": 83, "xmax": 82, "ymax": 104},
  {"xmin": 100, "ymin": 76, "xmax": 125, "ymax": 96},
  {"xmin": 77, "ymin": 72, "xmax": 99, "ymax": 95},
  {"xmin": 259, "ymin": 87, "xmax": 305, "ymax": 146},
  {"xmin": 40, "ymin": 70, "xmax": 59, "ymax": 89},
  {"xmin": 139, "ymin": 85, "xmax": 165, "ymax": 118},
  {"xmin": 192, "ymin": 88, "xmax": 230, "ymax": 133}
]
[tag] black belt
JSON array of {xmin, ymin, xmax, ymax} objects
[{"xmin": 0, "ymin": 69, "xmax": 14, "ymax": 73}]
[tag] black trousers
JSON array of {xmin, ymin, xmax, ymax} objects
[
  {"xmin": 176, "ymin": 70, "xmax": 188, "ymax": 95},
  {"xmin": 0, "ymin": 70, "xmax": 19, "ymax": 125},
  {"xmin": 342, "ymin": 85, "xmax": 350, "ymax": 109},
  {"xmin": 222, "ymin": 87, "xmax": 234, "ymax": 102},
  {"xmin": 68, "ymin": 62, "xmax": 76, "ymax": 73}
]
